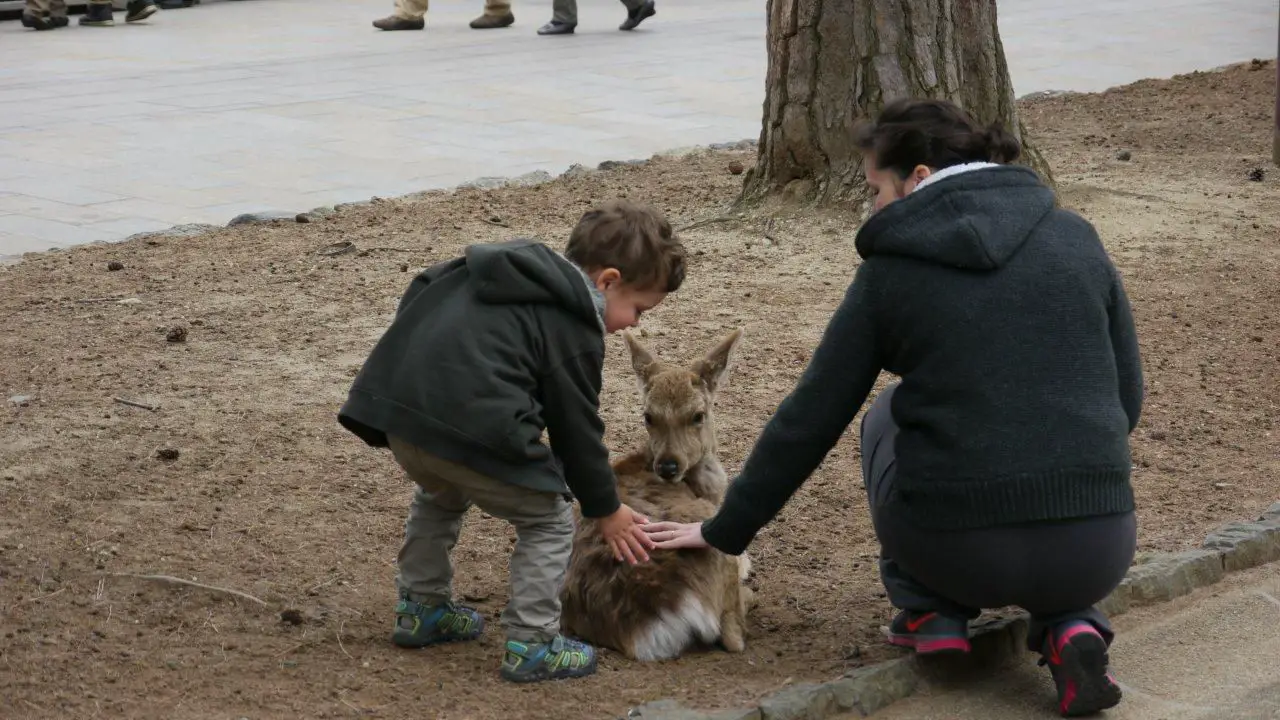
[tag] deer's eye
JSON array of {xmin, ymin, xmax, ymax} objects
[
  {"xmin": 643, "ymin": 413, "xmax": 654, "ymax": 426},
  {"xmin": 691, "ymin": 412, "xmax": 705, "ymax": 425}
]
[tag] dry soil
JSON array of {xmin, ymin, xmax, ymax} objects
[{"xmin": 1, "ymin": 60, "xmax": 1277, "ymax": 719}]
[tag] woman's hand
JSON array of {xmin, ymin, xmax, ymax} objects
[{"xmin": 641, "ymin": 521, "xmax": 709, "ymax": 550}]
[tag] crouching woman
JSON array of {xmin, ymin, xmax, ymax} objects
[{"xmin": 643, "ymin": 98, "xmax": 1142, "ymax": 718}]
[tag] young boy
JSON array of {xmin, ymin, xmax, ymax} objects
[{"xmin": 338, "ymin": 199, "xmax": 685, "ymax": 682}]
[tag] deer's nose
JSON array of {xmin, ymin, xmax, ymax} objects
[{"xmin": 655, "ymin": 459, "xmax": 680, "ymax": 480}]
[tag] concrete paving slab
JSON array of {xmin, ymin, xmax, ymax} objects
[{"xmin": 0, "ymin": 0, "xmax": 1275, "ymax": 258}]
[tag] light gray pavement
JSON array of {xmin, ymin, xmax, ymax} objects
[
  {"xmin": 867, "ymin": 561, "xmax": 1280, "ymax": 720},
  {"xmin": 0, "ymin": 0, "xmax": 1275, "ymax": 258}
]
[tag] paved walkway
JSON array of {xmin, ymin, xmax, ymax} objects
[
  {"xmin": 0, "ymin": 0, "xmax": 1275, "ymax": 258},
  {"xmin": 868, "ymin": 562, "xmax": 1280, "ymax": 720}
]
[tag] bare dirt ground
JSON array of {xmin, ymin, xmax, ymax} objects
[{"xmin": 2, "ymin": 60, "xmax": 1277, "ymax": 720}]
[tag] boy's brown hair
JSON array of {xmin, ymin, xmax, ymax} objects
[{"xmin": 565, "ymin": 200, "xmax": 686, "ymax": 293}]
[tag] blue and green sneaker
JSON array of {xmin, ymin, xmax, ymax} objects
[
  {"xmin": 500, "ymin": 635, "xmax": 598, "ymax": 683},
  {"xmin": 390, "ymin": 598, "xmax": 485, "ymax": 648}
]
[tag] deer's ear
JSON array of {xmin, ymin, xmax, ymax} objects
[
  {"xmin": 694, "ymin": 328, "xmax": 743, "ymax": 394},
  {"xmin": 623, "ymin": 331, "xmax": 661, "ymax": 386}
]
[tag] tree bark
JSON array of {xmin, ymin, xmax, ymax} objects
[
  {"xmin": 1273, "ymin": 15, "xmax": 1279, "ymax": 167},
  {"xmin": 742, "ymin": 0, "xmax": 1051, "ymax": 205}
]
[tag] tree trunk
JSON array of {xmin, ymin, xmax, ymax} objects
[
  {"xmin": 742, "ymin": 0, "xmax": 1051, "ymax": 206},
  {"xmin": 1273, "ymin": 16, "xmax": 1279, "ymax": 166}
]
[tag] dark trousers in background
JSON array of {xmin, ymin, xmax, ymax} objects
[{"xmin": 551, "ymin": 0, "xmax": 640, "ymax": 25}]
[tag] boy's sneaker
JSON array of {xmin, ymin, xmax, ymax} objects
[
  {"xmin": 500, "ymin": 635, "xmax": 597, "ymax": 683},
  {"xmin": 125, "ymin": 0, "xmax": 158, "ymax": 22},
  {"xmin": 78, "ymin": 3, "xmax": 114, "ymax": 25},
  {"xmin": 885, "ymin": 610, "xmax": 972, "ymax": 655},
  {"xmin": 390, "ymin": 598, "xmax": 485, "ymax": 648},
  {"xmin": 1040, "ymin": 621, "xmax": 1122, "ymax": 717}
]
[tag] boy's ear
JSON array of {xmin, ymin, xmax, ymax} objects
[
  {"xmin": 594, "ymin": 267, "xmax": 622, "ymax": 292},
  {"xmin": 693, "ymin": 328, "xmax": 744, "ymax": 394},
  {"xmin": 623, "ymin": 331, "xmax": 661, "ymax": 388}
]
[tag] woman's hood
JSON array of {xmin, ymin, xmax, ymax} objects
[{"xmin": 855, "ymin": 165, "xmax": 1057, "ymax": 271}]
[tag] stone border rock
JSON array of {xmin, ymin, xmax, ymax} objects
[{"xmin": 626, "ymin": 501, "xmax": 1280, "ymax": 720}]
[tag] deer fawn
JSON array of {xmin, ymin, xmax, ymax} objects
[{"xmin": 560, "ymin": 329, "xmax": 755, "ymax": 661}]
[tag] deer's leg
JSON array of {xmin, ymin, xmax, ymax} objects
[{"xmin": 719, "ymin": 567, "xmax": 748, "ymax": 653}]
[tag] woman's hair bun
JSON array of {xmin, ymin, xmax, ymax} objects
[{"xmin": 983, "ymin": 123, "xmax": 1022, "ymax": 164}]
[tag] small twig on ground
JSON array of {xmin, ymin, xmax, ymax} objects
[
  {"xmin": 480, "ymin": 217, "xmax": 510, "ymax": 228},
  {"xmin": 113, "ymin": 573, "xmax": 268, "ymax": 607},
  {"xmin": 113, "ymin": 397, "xmax": 158, "ymax": 412},
  {"xmin": 678, "ymin": 215, "xmax": 740, "ymax": 233},
  {"xmin": 76, "ymin": 297, "xmax": 126, "ymax": 304},
  {"xmin": 275, "ymin": 641, "xmax": 307, "ymax": 658},
  {"xmin": 317, "ymin": 241, "xmax": 357, "ymax": 257},
  {"xmin": 309, "ymin": 575, "xmax": 341, "ymax": 594},
  {"xmin": 763, "ymin": 218, "xmax": 779, "ymax": 244},
  {"xmin": 357, "ymin": 247, "xmax": 412, "ymax": 254},
  {"xmin": 338, "ymin": 693, "xmax": 364, "ymax": 716},
  {"xmin": 337, "ymin": 620, "xmax": 353, "ymax": 660},
  {"xmin": 13, "ymin": 587, "xmax": 65, "ymax": 607}
]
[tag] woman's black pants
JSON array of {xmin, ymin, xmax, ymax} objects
[{"xmin": 860, "ymin": 383, "xmax": 1137, "ymax": 650}]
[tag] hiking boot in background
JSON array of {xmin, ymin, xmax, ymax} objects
[{"xmin": 373, "ymin": 14, "xmax": 424, "ymax": 30}]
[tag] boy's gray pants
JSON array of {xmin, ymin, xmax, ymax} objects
[
  {"xmin": 388, "ymin": 435, "xmax": 574, "ymax": 644},
  {"xmin": 552, "ymin": 0, "xmax": 641, "ymax": 25}
]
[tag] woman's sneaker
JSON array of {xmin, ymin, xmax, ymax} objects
[
  {"xmin": 390, "ymin": 598, "xmax": 485, "ymax": 648},
  {"xmin": 1040, "ymin": 621, "xmax": 1122, "ymax": 717},
  {"xmin": 885, "ymin": 610, "xmax": 972, "ymax": 655},
  {"xmin": 500, "ymin": 635, "xmax": 597, "ymax": 683}
]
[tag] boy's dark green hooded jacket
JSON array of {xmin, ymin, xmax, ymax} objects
[{"xmin": 339, "ymin": 239, "xmax": 620, "ymax": 518}]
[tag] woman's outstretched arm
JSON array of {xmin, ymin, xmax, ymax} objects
[{"xmin": 646, "ymin": 262, "xmax": 884, "ymax": 555}]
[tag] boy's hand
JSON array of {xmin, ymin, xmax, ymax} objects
[{"xmin": 597, "ymin": 503, "xmax": 655, "ymax": 565}]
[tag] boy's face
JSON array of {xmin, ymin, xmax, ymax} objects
[{"xmin": 592, "ymin": 268, "xmax": 667, "ymax": 334}]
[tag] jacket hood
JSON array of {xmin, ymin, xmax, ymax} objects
[
  {"xmin": 466, "ymin": 239, "xmax": 602, "ymax": 329},
  {"xmin": 855, "ymin": 165, "xmax": 1056, "ymax": 270}
]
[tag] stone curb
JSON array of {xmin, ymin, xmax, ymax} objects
[{"xmin": 626, "ymin": 500, "xmax": 1280, "ymax": 720}]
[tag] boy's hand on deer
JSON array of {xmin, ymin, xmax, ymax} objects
[
  {"xmin": 642, "ymin": 521, "xmax": 709, "ymax": 550},
  {"xmin": 598, "ymin": 503, "xmax": 655, "ymax": 564}
]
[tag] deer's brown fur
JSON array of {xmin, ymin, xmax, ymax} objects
[{"xmin": 560, "ymin": 329, "xmax": 755, "ymax": 661}]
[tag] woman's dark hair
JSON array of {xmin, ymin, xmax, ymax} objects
[{"xmin": 854, "ymin": 98, "xmax": 1022, "ymax": 179}]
